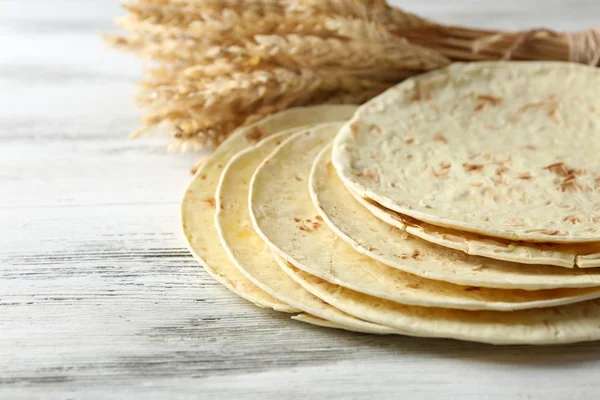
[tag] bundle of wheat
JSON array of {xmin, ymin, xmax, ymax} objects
[{"xmin": 106, "ymin": 0, "xmax": 600, "ymax": 151}]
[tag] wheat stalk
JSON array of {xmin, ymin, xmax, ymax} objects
[{"xmin": 107, "ymin": 0, "xmax": 600, "ymax": 152}]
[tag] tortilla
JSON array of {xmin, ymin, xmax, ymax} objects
[
  {"xmin": 351, "ymin": 190, "xmax": 600, "ymax": 269},
  {"xmin": 332, "ymin": 62, "xmax": 600, "ymax": 243},
  {"xmin": 182, "ymin": 105, "xmax": 356, "ymax": 310},
  {"xmin": 277, "ymin": 256, "xmax": 600, "ymax": 345},
  {"xmin": 215, "ymin": 127, "xmax": 396, "ymax": 334},
  {"xmin": 249, "ymin": 124, "xmax": 600, "ymax": 310},
  {"xmin": 291, "ymin": 314, "xmax": 392, "ymax": 334},
  {"xmin": 311, "ymin": 144, "xmax": 600, "ymax": 290}
]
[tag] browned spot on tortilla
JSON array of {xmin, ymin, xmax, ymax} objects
[
  {"xmin": 548, "ymin": 106, "xmax": 561, "ymax": 123},
  {"xmin": 358, "ymin": 169, "xmax": 380, "ymax": 183},
  {"xmin": 544, "ymin": 163, "xmax": 589, "ymax": 192},
  {"xmin": 478, "ymin": 94, "xmax": 503, "ymax": 104},
  {"xmin": 203, "ymin": 197, "xmax": 216, "ymax": 208},
  {"xmin": 544, "ymin": 162, "xmax": 587, "ymax": 178},
  {"xmin": 411, "ymin": 250, "xmax": 422, "ymax": 260},
  {"xmin": 405, "ymin": 282, "xmax": 421, "ymax": 289},
  {"xmin": 558, "ymin": 179, "xmax": 590, "ymax": 193},
  {"xmin": 433, "ymin": 133, "xmax": 448, "ymax": 144},
  {"xmin": 297, "ymin": 218, "xmax": 322, "ymax": 232},
  {"xmin": 431, "ymin": 165, "xmax": 450, "ymax": 179},
  {"xmin": 349, "ymin": 122, "xmax": 359, "ymax": 137},
  {"xmin": 525, "ymin": 145, "xmax": 537, "ymax": 151},
  {"xmin": 518, "ymin": 96, "xmax": 558, "ymax": 113},
  {"xmin": 244, "ymin": 126, "xmax": 267, "ymax": 143},
  {"xmin": 464, "ymin": 286, "xmax": 481, "ymax": 292},
  {"xmin": 474, "ymin": 94, "xmax": 503, "ymax": 112},
  {"xmin": 462, "ymin": 163, "xmax": 485, "ymax": 173},
  {"xmin": 404, "ymin": 137, "xmax": 415, "ymax": 145},
  {"xmin": 294, "ymin": 176, "xmax": 303, "ymax": 181},
  {"xmin": 495, "ymin": 166, "xmax": 510, "ymax": 176},
  {"xmin": 315, "ymin": 215, "xmax": 323, "ymax": 222},
  {"xmin": 511, "ymin": 95, "xmax": 561, "ymax": 124},
  {"xmin": 517, "ymin": 172, "xmax": 533, "ymax": 180},
  {"xmin": 471, "ymin": 182, "xmax": 483, "ymax": 188},
  {"xmin": 595, "ymin": 175, "xmax": 600, "ymax": 187},
  {"xmin": 563, "ymin": 215, "xmax": 583, "ymax": 224},
  {"xmin": 304, "ymin": 131, "xmax": 311, "ymax": 136},
  {"xmin": 200, "ymin": 174, "xmax": 207, "ymax": 180},
  {"xmin": 390, "ymin": 183, "xmax": 397, "ymax": 188},
  {"xmin": 369, "ymin": 124, "xmax": 382, "ymax": 137}
]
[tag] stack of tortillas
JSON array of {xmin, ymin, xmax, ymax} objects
[{"xmin": 182, "ymin": 62, "xmax": 600, "ymax": 345}]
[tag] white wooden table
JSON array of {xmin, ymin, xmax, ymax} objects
[{"xmin": 2, "ymin": 1, "xmax": 600, "ymax": 398}]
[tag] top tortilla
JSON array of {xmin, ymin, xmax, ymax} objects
[
  {"xmin": 181, "ymin": 105, "xmax": 356, "ymax": 310},
  {"xmin": 333, "ymin": 62, "xmax": 600, "ymax": 243}
]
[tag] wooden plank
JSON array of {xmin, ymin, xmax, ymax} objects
[{"xmin": 2, "ymin": 0, "xmax": 600, "ymax": 398}]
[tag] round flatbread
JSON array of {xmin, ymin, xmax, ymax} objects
[
  {"xmin": 249, "ymin": 124, "xmax": 600, "ymax": 310},
  {"xmin": 291, "ymin": 313, "xmax": 394, "ymax": 334},
  {"xmin": 333, "ymin": 62, "xmax": 600, "ymax": 243},
  {"xmin": 277, "ymin": 256, "xmax": 600, "ymax": 345},
  {"xmin": 215, "ymin": 127, "xmax": 396, "ymax": 334},
  {"xmin": 182, "ymin": 105, "xmax": 356, "ymax": 311},
  {"xmin": 312, "ymin": 144, "xmax": 600, "ymax": 289},
  {"xmin": 352, "ymin": 189, "xmax": 600, "ymax": 269}
]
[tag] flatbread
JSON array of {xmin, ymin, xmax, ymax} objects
[
  {"xmin": 277, "ymin": 256, "xmax": 600, "ymax": 345},
  {"xmin": 312, "ymin": 144, "xmax": 600, "ymax": 290},
  {"xmin": 291, "ymin": 314, "xmax": 392, "ymax": 334},
  {"xmin": 182, "ymin": 105, "xmax": 356, "ymax": 310},
  {"xmin": 215, "ymin": 127, "xmax": 396, "ymax": 334},
  {"xmin": 352, "ymin": 190, "xmax": 600, "ymax": 269},
  {"xmin": 249, "ymin": 124, "xmax": 600, "ymax": 310},
  {"xmin": 333, "ymin": 62, "xmax": 600, "ymax": 243}
]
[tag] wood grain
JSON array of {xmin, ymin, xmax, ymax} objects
[{"xmin": 2, "ymin": 1, "xmax": 600, "ymax": 399}]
